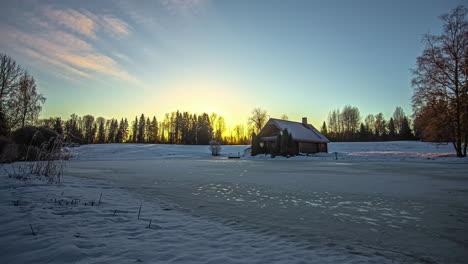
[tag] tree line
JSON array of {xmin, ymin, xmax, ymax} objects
[
  {"xmin": 321, "ymin": 106, "xmax": 414, "ymax": 142},
  {"xmin": 38, "ymin": 111, "xmax": 251, "ymax": 145}
]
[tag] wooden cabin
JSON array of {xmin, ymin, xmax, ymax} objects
[{"xmin": 257, "ymin": 117, "xmax": 330, "ymax": 154}]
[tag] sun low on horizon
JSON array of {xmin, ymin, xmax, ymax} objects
[{"xmin": 0, "ymin": 0, "xmax": 464, "ymax": 129}]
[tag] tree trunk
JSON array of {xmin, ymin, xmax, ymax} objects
[{"xmin": 464, "ymin": 97, "xmax": 467, "ymax": 157}]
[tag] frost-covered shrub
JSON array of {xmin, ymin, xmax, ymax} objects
[{"xmin": 209, "ymin": 140, "xmax": 222, "ymax": 156}]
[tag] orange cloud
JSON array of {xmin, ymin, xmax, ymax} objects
[
  {"xmin": 44, "ymin": 7, "xmax": 96, "ymax": 38},
  {"xmin": 56, "ymin": 53, "xmax": 136, "ymax": 82},
  {"xmin": 18, "ymin": 47, "xmax": 90, "ymax": 78},
  {"xmin": 0, "ymin": 17, "xmax": 135, "ymax": 83}
]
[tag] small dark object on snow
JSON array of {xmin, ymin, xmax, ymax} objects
[
  {"xmin": 29, "ymin": 224, "xmax": 37, "ymax": 236},
  {"xmin": 138, "ymin": 203, "xmax": 142, "ymax": 219}
]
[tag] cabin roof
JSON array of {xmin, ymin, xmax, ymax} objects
[{"xmin": 258, "ymin": 118, "xmax": 330, "ymax": 143}]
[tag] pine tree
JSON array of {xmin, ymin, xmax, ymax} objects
[
  {"xmin": 400, "ymin": 117, "xmax": 413, "ymax": 140},
  {"xmin": 251, "ymin": 133, "xmax": 262, "ymax": 156},
  {"xmin": 280, "ymin": 129, "xmax": 290, "ymax": 155},
  {"xmin": 115, "ymin": 118, "xmax": 124, "ymax": 143},
  {"xmin": 149, "ymin": 116, "xmax": 158, "ymax": 143},
  {"xmin": 388, "ymin": 118, "xmax": 396, "ymax": 140},
  {"xmin": 274, "ymin": 132, "xmax": 281, "ymax": 155},
  {"xmin": 321, "ymin": 121, "xmax": 328, "ymax": 136},
  {"xmin": 132, "ymin": 116, "xmax": 138, "ymax": 143},
  {"xmin": 123, "ymin": 118, "xmax": 129, "ymax": 142},
  {"xmin": 137, "ymin": 114, "xmax": 146, "ymax": 143},
  {"xmin": 358, "ymin": 123, "xmax": 368, "ymax": 141},
  {"xmin": 145, "ymin": 117, "xmax": 151, "ymax": 143},
  {"xmin": 97, "ymin": 118, "xmax": 106, "ymax": 143},
  {"xmin": 107, "ymin": 119, "xmax": 118, "ymax": 143}
]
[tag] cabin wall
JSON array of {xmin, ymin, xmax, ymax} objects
[{"xmin": 298, "ymin": 142, "xmax": 328, "ymax": 153}]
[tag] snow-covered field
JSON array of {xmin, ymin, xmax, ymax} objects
[
  {"xmin": 1, "ymin": 141, "xmax": 468, "ymax": 263},
  {"xmin": 69, "ymin": 141, "xmax": 467, "ymax": 162},
  {"xmin": 1, "ymin": 175, "xmax": 386, "ymax": 264}
]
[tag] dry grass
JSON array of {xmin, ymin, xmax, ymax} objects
[{"xmin": 10, "ymin": 134, "xmax": 69, "ymax": 183}]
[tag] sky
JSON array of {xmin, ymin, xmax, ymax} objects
[{"xmin": 0, "ymin": 0, "xmax": 464, "ymax": 128}]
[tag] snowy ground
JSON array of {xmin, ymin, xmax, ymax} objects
[
  {"xmin": 69, "ymin": 141, "xmax": 467, "ymax": 162},
  {"xmin": 1, "ymin": 174, "xmax": 388, "ymax": 264},
  {"xmin": 1, "ymin": 141, "xmax": 468, "ymax": 263}
]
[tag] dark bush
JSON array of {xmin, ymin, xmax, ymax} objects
[
  {"xmin": 12, "ymin": 126, "xmax": 44, "ymax": 146},
  {"xmin": 11, "ymin": 126, "xmax": 58, "ymax": 160},
  {"xmin": 0, "ymin": 136, "xmax": 10, "ymax": 153},
  {"xmin": 0, "ymin": 136, "xmax": 18, "ymax": 163},
  {"xmin": 38, "ymin": 127, "xmax": 59, "ymax": 143},
  {"xmin": 12, "ymin": 126, "xmax": 57, "ymax": 147}
]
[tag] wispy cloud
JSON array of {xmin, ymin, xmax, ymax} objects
[
  {"xmin": 101, "ymin": 16, "xmax": 131, "ymax": 37},
  {"xmin": 57, "ymin": 53, "xmax": 135, "ymax": 82},
  {"xmin": 44, "ymin": 7, "xmax": 97, "ymax": 38},
  {"xmin": 18, "ymin": 47, "xmax": 90, "ymax": 78},
  {"xmin": 0, "ymin": 6, "xmax": 136, "ymax": 83}
]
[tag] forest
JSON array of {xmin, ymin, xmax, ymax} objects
[
  {"xmin": 0, "ymin": 6, "xmax": 466, "ymax": 157},
  {"xmin": 322, "ymin": 106, "xmax": 415, "ymax": 142}
]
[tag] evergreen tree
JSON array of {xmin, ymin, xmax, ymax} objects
[
  {"xmin": 274, "ymin": 132, "xmax": 281, "ymax": 155},
  {"xmin": 145, "ymin": 117, "xmax": 151, "ymax": 143},
  {"xmin": 137, "ymin": 114, "xmax": 146, "ymax": 143},
  {"xmin": 358, "ymin": 123, "xmax": 368, "ymax": 141},
  {"xmin": 388, "ymin": 118, "xmax": 396, "ymax": 140},
  {"xmin": 251, "ymin": 133, "xmax": 262, "ymax": 156},
  {"xmin": 280, "ymin": 129, "xmax": 290, "ymax": 155},
  {"xmin": 83, "ymin": 115, "xmax": 96, "ymax": 144},
  {"xmin": 400, "ymin": 117, "xmax": 413, "ymax": 140},
  {"xmin": 132, "ymin": 116, "xmax": 138, "ymax": 143},
  {"xmin": 97, "ymin": 117, "xmax": 106, "ymax": 143},
  {"xmin": 149, "ymin": 116, "xmax": 158, "ymax": 143},
  {"xmin": 108, "ymin": 119, "xmax": 118, "ymax": 143},
  {"xmin": 321, "ymin": 121, "xmax": 328, "ymax": 136},
  {"xmin": 197, "ymin": 113, "xmax": 213, "ymax": 145},
  {"xmin": 123, "ymin": 118, "xmax": 129, "ymax": 142},
  {"xmin": 115, "ymin": 118, "xmax": 125, "ymax": 143}
]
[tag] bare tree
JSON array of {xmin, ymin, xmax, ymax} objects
[
  {"xmin": 374, "ymin": 113, "xmax": 387, "ymax": 137},
  {"xmin": 215, "ymin": 116, "xmax": 226, "ymax": 142},
  {"xmin": 14, "ymin": 72, "xmax": 46, "ymax": 128},
  {"xmin": 392, "ymin": 106, "xmax": 406, "ymax": 135},
  {"xmin": 412, "ymin": 6, "xmax": 467, "ymax": 157},
  {"xmin": 0, "ymin": 54, "xmax": 22, "ymax": 104},
  {"xmin": 327, "ymin": 109, "xmax": 341, "ymax": 139},
  {"xmin": 364, "ymin": 114, "xmax": 376, "ymax": 135},
  {"xmin": 341, "ymin": 105, "xmax": 360, "ymax": 140},
  {"xmin": 248, "ymin": 108, "xmax": 268, "ymax": 134},
  {"xmin": 234, "ymin": 124, "xmax": 245, "ymax": 144}
]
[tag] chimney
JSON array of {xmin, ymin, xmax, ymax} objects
[{"xmin": 302, "ymin": 117, "xmax": 307, "ymax": 125}]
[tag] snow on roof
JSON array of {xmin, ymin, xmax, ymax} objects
[{"xmin": 260, "ymin": 118, "xmax": 330, "ymax": 143}]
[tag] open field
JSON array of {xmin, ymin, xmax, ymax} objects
[{"xmin": 1, "ymin": 141, "xmax": 468, "ymax": 263}]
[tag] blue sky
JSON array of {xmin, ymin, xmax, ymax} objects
[{"xmin": 0, "ymin": 0, "xmax": 464, "ymax": 128}]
